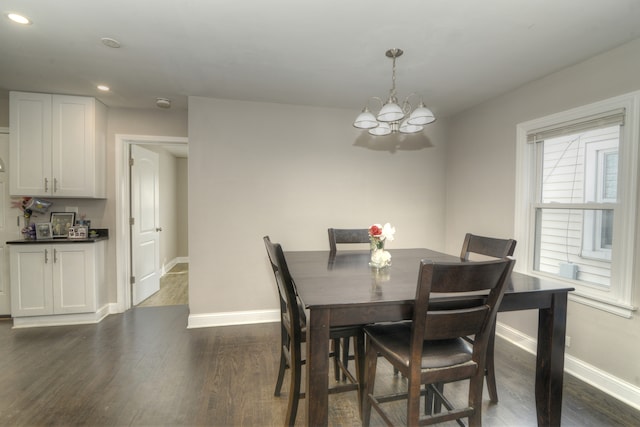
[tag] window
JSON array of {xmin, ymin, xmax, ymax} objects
[{"xmin": 516, "ymin": 93, "xmax": 639, "ymax": 317}]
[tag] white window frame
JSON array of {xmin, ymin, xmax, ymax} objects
[
  {"xmin": 515, "ymin": 92, "xmax": 639, "ymax": 318},
  {"xmin": 582, "ymin": 138, "xmax": 617, "ymax": 260}
]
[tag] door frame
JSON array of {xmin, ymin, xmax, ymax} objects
[{"xmin": 115, "ymin": 134, "xmax": 188, "ymax": 312}]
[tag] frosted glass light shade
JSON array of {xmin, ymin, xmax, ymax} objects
[
  {"xmin": 399, "ymin": 119, "xmax": 423, "ymax": 134},
  {"xmin": 377, "ymin": 102, "xmax": 404, "ymax": 122},
  {"xmin": 353, "ymin": 109, "xmax": 379, "ymax": 129},
  {"xmin": 407, "ymin": 105, "xmax": 435, "ymax": 125},
  {"xmin": 369, "ymin": 122, "xmax": 392, "ymax": 136}
]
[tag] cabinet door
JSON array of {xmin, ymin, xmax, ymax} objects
[
  {"xmin": 9, "ymin": 246, "xmax": 53, "ymax": 316},
  {"xmin": 51, "ymin": 95, "xmax": 95, "ymax": 197},
  {"xmin": 52, "ymin": 244, "xmax": 95, "ymax": 314},
  {"xmin": 9, "ymin": 92, "xmax": 52, "ymax": 196}
]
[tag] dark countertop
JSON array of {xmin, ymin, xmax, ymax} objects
[{"xmin": 7, "ymin": 229, "xmax": 109, "ymax": 244}]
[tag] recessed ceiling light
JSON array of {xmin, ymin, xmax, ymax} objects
[
  {"xmin": 101, "ymin": 37, "xmax": 121, "ymax": 48},
  {"xmin": 97, "ymin": 85, "xmax": 110, "ymax": 92},
  {"xmin": 7, "ymin": 13, "xmax": 31, "ymax": 25}
]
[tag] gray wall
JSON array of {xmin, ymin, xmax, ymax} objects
[
  {"xmin": 445, "ymin": 38, "xmax": 640, "ymax": 388},
  {"xmin": 188, "ymin": 97, "xmax": 448, "ymax": 315},
  {"xmin": 176, "ymin": 157, "xmax": 188, "ymax": 257}
]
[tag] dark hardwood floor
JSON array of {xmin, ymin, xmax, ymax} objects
[{"xmin": 0, "ymin": 305, "xmax": 638, "ymax": 426}]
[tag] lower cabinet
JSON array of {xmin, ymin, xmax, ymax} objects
[{"xmin": 9, "ymin": 241, "xmax": 107, "ymax": 324}]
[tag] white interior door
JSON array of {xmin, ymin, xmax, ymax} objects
[
  {"xmin": 0, "ymin": 131, "xmax": 21, "ymax": 315},
  {"xmin": 131, "ymin": 145, "xmax": 160, "ymax": 305}
]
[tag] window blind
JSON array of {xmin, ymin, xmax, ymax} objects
[{"xmin": 527, "ymin": 108, "xmax": 625, "ymax": 143}]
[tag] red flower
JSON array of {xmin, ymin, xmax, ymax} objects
[{"xmin": 369, "ymin": 224, "xmax": 382, "ymax": 237}]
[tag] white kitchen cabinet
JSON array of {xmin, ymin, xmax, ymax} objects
[
  {"xmin": 9, "ymin": 91, "xmax": 107, "ymax": 198},
  {"xmin": 9, "ymin": 241, "xmax": 107, "ymax": 324}
]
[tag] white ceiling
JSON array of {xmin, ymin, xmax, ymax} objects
[{"xmin": 2, "ymin": 1, "xmax": 640, "ymax": 119}]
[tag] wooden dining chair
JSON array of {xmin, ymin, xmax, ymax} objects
[
  {"xmin": 264, "ymin": 236, "xmax": 364, "ymax": 426},
  {"xmin": 460, "ymin": 233, "xmax": 516, "ymax": 404},
  {"xmin": 327, "ymin": 227, "xmax": 370, "ymax": 380},
  {"xmin": 361, "ymin": 257, "xmax": 515, "ymax": 427},
  {"xmin": 328, "ymin": 228, "xmax": 370, "ymax": 254}
]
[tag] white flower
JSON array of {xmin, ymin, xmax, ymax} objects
[
  {"xmin": 381, "ymin": 223, "xmax": 396, "ymax": 242},
  {"xmin": 371, "ymin": 249, "xmax": 392, "ymax": 265}
]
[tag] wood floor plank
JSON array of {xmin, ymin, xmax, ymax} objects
[
  {"xmin": 0, "ymin": 307, "xmax": 638, "ymax": 426},
  {"xmin": 138, "ymin": 263, "xmax": 189, "ymax": 307}
]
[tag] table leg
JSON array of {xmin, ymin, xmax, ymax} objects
[
  {"xmin": 535, "ymin": 292, "xmax": 568, "ymax": 426},
  {"xmin": 306, "ymin": 308, "xmax": 330, "ymax": 426}
]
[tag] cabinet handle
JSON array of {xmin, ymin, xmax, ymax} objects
[
  {"xmin": 44, "ymin": 178, "xmax": 49, "ymax": 193},
  {"xmin": 53, "ymin": 248, "xmax": 58, "ymax": 263},
  {"xmin": 156, "ymin": 227, "xmax": 163, "ymax": 232},
  {"xmin": 44, "ymin": 249, "xmax": 48, "ymax": 264},
  {"xmin": 53, "ymin": 178, "xmax": 58, "ymax": 193}
]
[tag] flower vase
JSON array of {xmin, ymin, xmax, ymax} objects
[
  {"xmin": 22, "ymin": 215, "xmax": 36, "ymax": 240},
  {"xmin": 369, "ymin": 239, "xmax": 391, "ymax": 269}
]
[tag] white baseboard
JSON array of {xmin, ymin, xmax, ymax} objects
[
  {"xmin": 162, "ymin": 257, "xmax": 189, "ymax": 276},
  {"xmin": 496, "ymin": 322, "xmax": 640, "ymax": 412},
  {"xmin": 187, "ymin": 309, "xmax": 279, "ymax": 329},
  {"xmin": 12, "ymin": 304, "xmax": 110, "ymax": 329}
]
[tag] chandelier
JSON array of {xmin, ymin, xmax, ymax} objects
[{"xmin": 353, "ymin": 49, "xmax": 435, "ymax": 136}]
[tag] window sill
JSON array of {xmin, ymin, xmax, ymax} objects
[{"xmin": 568, "ymin": 292, "xmax": 636, "ymax": 318}]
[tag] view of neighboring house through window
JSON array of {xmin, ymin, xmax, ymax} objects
[
  {"xmin": 534, "ymin": 125, "xmax": 619, "ymax": 286},
  {"xmin": 516, "ymin": 93, "xmax": 638, "ymax": 317}
]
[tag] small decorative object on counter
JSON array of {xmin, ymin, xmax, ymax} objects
[
  {"xmin": 22, "ymin": 222, "xmax": 36, "ymax": 240},
  {"xmin": 368, "ymin": 223, "xmax": 395, "ymax": 269},
  {"xmin": 68, "ymin": 225, "xmax": 89, "ymax": 239},
  {"xmin": 21, "ymin": 208, "xmax": 35, "ymax": 240}
]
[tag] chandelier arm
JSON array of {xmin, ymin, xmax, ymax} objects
[
  {"xmin": 401, "ymin": 93, "xmax": 420, "ymax": 115},
  {"xmin": 371, "ymin": 96, "xmax": 385, "ymax": 110}
]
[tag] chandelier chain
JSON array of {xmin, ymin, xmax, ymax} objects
[{"xmin": 390, "ymin": 55, "xmax": 397, "ymax": 101}]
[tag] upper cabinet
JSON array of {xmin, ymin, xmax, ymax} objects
[{"xmin": 9, "ymin": 91, "xmax": 107, "ymax": 198}]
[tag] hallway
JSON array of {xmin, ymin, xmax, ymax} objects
[{"xmin": 137, "ymin": 263, "xmax": 188, "ymax": 307}]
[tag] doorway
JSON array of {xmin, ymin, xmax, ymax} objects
[{"xmin": 115, "ymin": 135, "xmax": 188, "ymax": 311}]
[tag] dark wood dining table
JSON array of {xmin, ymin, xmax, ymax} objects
[{"xmin": 284, "ymin": 248, "xmax": 574, "ymax": 427}]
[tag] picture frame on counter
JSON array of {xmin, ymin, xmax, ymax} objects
[
  {"xmin": 35, "ymin": 223, "xmax": 52, "ymax": 240},
  {"xmin": 68, "ymin": 225, "xmax": 89, "ymax": 239},
  {"xmin": 50, "ymin": 212, "xmax": 76, "ymax": 238}
]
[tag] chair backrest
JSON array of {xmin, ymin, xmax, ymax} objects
[
  {"xmin": 460, "ymin": 233, "xmax": 516, "ymax": 261},
  {"xmin": 263, "ymin": 236, "xmax": 305, "ymax": 341},
  {"xmin": 410, "ymin": 258, "xmax": 515, "ymax": 363},
  {"xmin": 328, "ymin": 228, "xmax": 370, "ymax": 254}
]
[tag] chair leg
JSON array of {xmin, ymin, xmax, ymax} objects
[
  {"xmin": 341, "ymin": 336, "xmax": 350, "ymax": 381},
  {"xmin": 468, "ymin": 371, "xmax": 485, "ymax": 427},
  {"xmin": 361, "ymin": 337, "xmax": 378, "ymax": 427},
  {"xmin": 433, "ymin": 383, "xmax": 443, "ymax": 413},
  {"xmin": 354, "ymin": 331, "xmax": 366, "ymax": 417},
  {"xmin": 274, "ymin": 327, "xmax": 289, "ymax": 396},
  {"xmin": 332, "ymin": 338, "xmax": 340, "ymax": 381},
  {"xmin": 407, "ymin": 376, "xmax": 422, "ymax": 426},
  {"xmin": 486, "ymin": 322, "xmax": 499, "ymax": 403},
  {"xmin": 425, "ymin": 384, "xmax": 434, "ymax": 415},
  {"xmin": 284, "ymin": 341, "xmax": 302, "ymax": 426}
]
